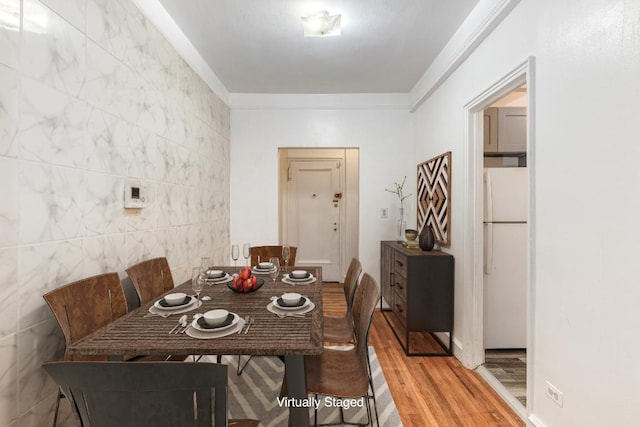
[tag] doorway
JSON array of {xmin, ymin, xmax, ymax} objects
[
  {"xmin": 278, "ymin": 148, "xmax": 359, "ymax": 282},
  {"xmin": 462, "ymin": 57, "xmax": 534, "ymax": 421},
  {"xmin": 482, "ymin": 84, "xmax": 528, "ymax": 408}
]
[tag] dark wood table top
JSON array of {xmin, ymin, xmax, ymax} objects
[{"xmin": 68, "ymin": 266, "xmax": 323, "ymax": 357}]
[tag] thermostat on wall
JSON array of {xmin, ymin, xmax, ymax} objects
[{"xmin": 124, "ymin": 178, "xmax": 145, "ymax": 209}]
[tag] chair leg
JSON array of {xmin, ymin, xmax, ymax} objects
[
  {"xmin": 52, "ymin": 388, "xmax": 62, "ymax": 427},
  {"xmin": 366, "ymin": 349, "xmax": 380, "ymax": 427},
  {"xmin": 314, "ymin": 394, "xmax": 319, "ymax": 427},
  {"xmin": 236, "ymin": 355, "xmax": 253, "ymax": 375}
]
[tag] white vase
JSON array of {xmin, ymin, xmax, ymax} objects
[{"xmin": 397, "ymin": 207, "xmax": 406, "ymax": 241}]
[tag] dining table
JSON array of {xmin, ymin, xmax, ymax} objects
[{"xmin": 67, "ymin": 265, "xmax": 323, "ymax": 427}]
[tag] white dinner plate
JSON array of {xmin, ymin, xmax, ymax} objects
[
  {"xmin": 272, "ymin": 296, "xmax": 310, "ymax": 311},
  {"xmin": 191, "ymin": 312, "xmax": 239, "ymax": 332},
  {"xmin": 267, "ymin": 301, "xmax": 315, "ymax": 316},
  {"xmin": 282, "ymin": 276, "xmax": 316, "ymax": 285},
  {"xmin": 186, "ymin": 318, "xmax": 245, "ymax": 339},
  {"xmin": 252, "ymin": 266, "xmax": 277, "ymax": 275},
  {"xmin": 147, "ymin": 300, "xmax": 201, "ymax": 316},
  {"xmin": 153, "ymin": 296, "xmax": 196, "ymax": 311},
  {"xmin": 205, "ymin": 274, "xmax": 233, "ymax": 284},
  {"xmin": 284, "ymin": 273, "xmax": 315, "ymax": 283}
]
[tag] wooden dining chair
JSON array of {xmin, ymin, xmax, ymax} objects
[
  {"xmin": 42, "ymin": 361, "xmax": 259, "ymax": 427},
  {"xmin": 125, "ymin": 257, "xmax": 175, "ymax": 305},
  {"xmin": 304, "ymin": 273, "xmax": 380, "ymax": 426},
  {"xmin": 323, "ymin": 257, "xmax": 362, "ymax": 344},
  {"xmin": 249, "ymin": 245, "xmax": 297, "ymax": 267},
  {"xmin": 43, "ymin": 272, "xmax": 129, "ymax": 427}
]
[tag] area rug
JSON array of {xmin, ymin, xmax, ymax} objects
[{"xmin": 201, "ymin": 347, "xmax": 402, "ymax": 426}]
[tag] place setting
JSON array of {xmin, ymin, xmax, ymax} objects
[
  {"xmin": 267, "ymin": 292, "xmax": 315, "ymax": 318},
  {"xmin": 145, "ymin": 291, "xmax": 202, "ymax": 317},
  {"xmin": 202, "ymin": 268, "xmax": 233, "ymax": 285},
  {"xmin": 282, "ymin": 269, "xmax": 316, "ymax": 285},
  {"xmin": 251, "ymin": 261, "xmax": 278, "ymax": 275},
  {"xmin": 185, "ymin": 309, "xmax": 248, "ymax": 339}
]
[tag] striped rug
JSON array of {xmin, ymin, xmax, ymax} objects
[{"xmin": 203, "ymin": 347, "xmax": 402, "ymax": 426}]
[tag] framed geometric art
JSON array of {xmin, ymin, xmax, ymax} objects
[{"xmin": 417, "ymin": 151, "xmax": 451, "ymax": 245}]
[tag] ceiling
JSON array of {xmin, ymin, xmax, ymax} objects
[{"xmin": 156, "ymin": 0, "xmax": 479, "ymax": 94}]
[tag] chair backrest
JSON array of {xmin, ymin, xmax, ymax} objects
[
  {"xmin": 250, "ymin": 246, "xmax": 297, "ymax": 266},
  {"xmin": 126, "ymin": 257, "xmax": 174, "ymax": 305},
  {"xmin": 343, "ymin": 258, "xmax": 363, "ymax": 315},
  {"xmin": 352, "ymin": 273, "xmax": 380, "ymax": 363},
  {"xmin": 43, "ymin": 273, "xmax": 127, "ymax": 361},
  {"xmin": 42, "ymin": 361, "xmax": 228, "ymax": 427}
]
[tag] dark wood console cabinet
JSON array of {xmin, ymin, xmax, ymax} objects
[{"xmin": 380, "ymin": 241, "xmax": 454, "ymax": 356}]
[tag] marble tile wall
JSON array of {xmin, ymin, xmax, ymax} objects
[{"xmin": 0, "ymin": 0, "xmax": 231, "ymax": 425}]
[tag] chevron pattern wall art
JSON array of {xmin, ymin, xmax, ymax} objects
[{"xmin": 417, "ymin": 151, "xmax": 451, "ymax": 245}]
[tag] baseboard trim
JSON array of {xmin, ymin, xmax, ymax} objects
[
  {"xmin": 527, "ymin": 414, "xmax": 547, "ymax": 427},
  {"xmin": 476, "ymin": 365, "xmax": 528, "ymax": 422}
]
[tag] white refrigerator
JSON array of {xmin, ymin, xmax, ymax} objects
[{"xmin": 483, "ymin": 167, "xmax": 528, "ymax": 349}]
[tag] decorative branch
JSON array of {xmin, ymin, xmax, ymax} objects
[{"xmin": 385, "ymin": 176, "xmax": 412, "ymax": 205}]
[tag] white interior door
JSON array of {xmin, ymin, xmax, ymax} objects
[{"xmin": 286, "ymin": 159, "xmax": 342, "ymax": 280}]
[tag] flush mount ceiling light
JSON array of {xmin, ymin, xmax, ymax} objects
[{"xmin": 301, "ymin": 10, "xmax": 341, "ymax": 37}]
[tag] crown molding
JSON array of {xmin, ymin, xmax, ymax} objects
[
  {"xmin": 131, "ymin": 0, "xmax": 229, "ymax": 104},
  {"xmin": 409, "ymin": 0, "xmax": 522, "ymax": 112},
  {"xmin": 228, "ymin": 93, "xmax": 411, "ymax": 111}
]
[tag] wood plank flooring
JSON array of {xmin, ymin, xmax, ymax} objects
[
  {"xmin": 323, "ymin": 283, "xmax": 524, "ymax": 427},
  {"xmin": 484, "ymin": 350, "xmax": 527, "ymax": 406}
]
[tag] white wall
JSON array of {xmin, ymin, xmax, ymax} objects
[
  {"xmin": 411, "ymin": 0, "xmax": 640, "ymax": 426},
  {"xmin": 0, "ymin": 0, "xmax": 230, "ymax": 425},
  {"xmin": 229, "ymin": 96, "xmax": 413, "ymax": 282}
]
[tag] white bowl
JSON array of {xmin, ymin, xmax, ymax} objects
[
  {"xmin": 203, "ymin": 309, "xmax": 229, "ymax": 326},
  {"xmin": 281, "ymin": 292, "xmax": 302, "ymax": 306},
  {"xmin": 164, "ymin": 292, "xmax": 187, "ymax": 306},
  {"xmin": 290, "ymin": 270, "xmax": 307, "ymax": 279},
  {"xmin": 206, "ymin": 269, "xmax": 224, "ymax": 279},
  {"xmin": 258, "ymin": 262, "xmax": 273, "ymax": 269}
]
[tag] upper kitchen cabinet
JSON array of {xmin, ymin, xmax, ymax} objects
[
  {"xmin": 483, "ymin": 108, "xmax": 498, "ymax": 153},
  {"xmin": 484, "ymin": 107, "xmax": 527, "ymax": 153}
]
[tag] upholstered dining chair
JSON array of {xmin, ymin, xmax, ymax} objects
[
  {"xmin": 323, "ymin": 257, "xmax": 362, "ymax": 344},
  {"xmin": 42, "ymin": 361, "xmax": 259, "ymax": 427},
  {"xmin": 304, "ymin": 273, "xmax": 380, "ymax": 426},
  {"xmin": 249, "ymin": 245, "xmax": 297, "ymax": 267},
  {"xmin": 125, "ymin": 257, "xmax": 175, "ymax": 305},
  {"xmin": 43, "ymin": 272, "xmax": 128, "ymax": 427}
]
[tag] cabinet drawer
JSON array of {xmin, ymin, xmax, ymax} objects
[
  {"xmin": 394, "ymin": 253, "xmax": 408, "ymax": 277},
  {"xmin": 392, "ymin": 293, "xmax": 407, "ymax": 328},
  {"xmin": 392, "ymin": 273, "xmax": 407, "ymax": 301}
]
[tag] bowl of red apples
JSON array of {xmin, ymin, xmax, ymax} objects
[{"xmin": 227, "ymin": 266, "xmax": 264, "ymax": 293}]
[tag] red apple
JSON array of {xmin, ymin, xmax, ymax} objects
[
  {"xmin": 234, "ymin": 277, "xmax": 244, "ymax": 291},
  {"xmin": 243, "ymin": 280, "xmax": 252, "ymax": 292},
  {"xmin": 250, "ymin": 276, "xmax": 257, "ymax": 290},
  {"xmin": 239, "ymin": 266, "xmax": 251, "ymax": 280}
]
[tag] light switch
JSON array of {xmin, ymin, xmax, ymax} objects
[{"xmin": 124, "ymin": 178, "xmax": 145, "ymax": 209}]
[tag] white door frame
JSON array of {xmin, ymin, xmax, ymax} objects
[
  {"xmin": 278, "ymin": 148, "xmax": 359, "ymax": 281},
  {"xmin": 461, "ymin": 57, "xmax": 536, "ymax": 414}
]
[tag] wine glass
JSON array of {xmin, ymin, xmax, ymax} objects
[
  {"xmin": 191, "ymin": 267, "xmax": 204, "ymax": 306},
  {"xmin": 231, "ymin": 244, "xmax": 239, "ymax": 266},
  {"xmin": 200, "ymin": 256, "xmax": 211, "ymax": 271},
  {"xmin": 242, "ymin": 243, "xmax": 251, "ymax": 266},
  {"xmin": 269, "ymin": 257, "xmax": 280, "ymax": 282},
  {"xmin": 282, "ymin": 245, "xmax": 291, "ymax": 272}
]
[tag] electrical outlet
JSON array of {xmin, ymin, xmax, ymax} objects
[
  {"xmin": 545, "ymin": 381, "xmax": 563, "ymax": 407},
  {"xmin": 380, "ymin": 208, "xmax": 389, "ymax": 219}
]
